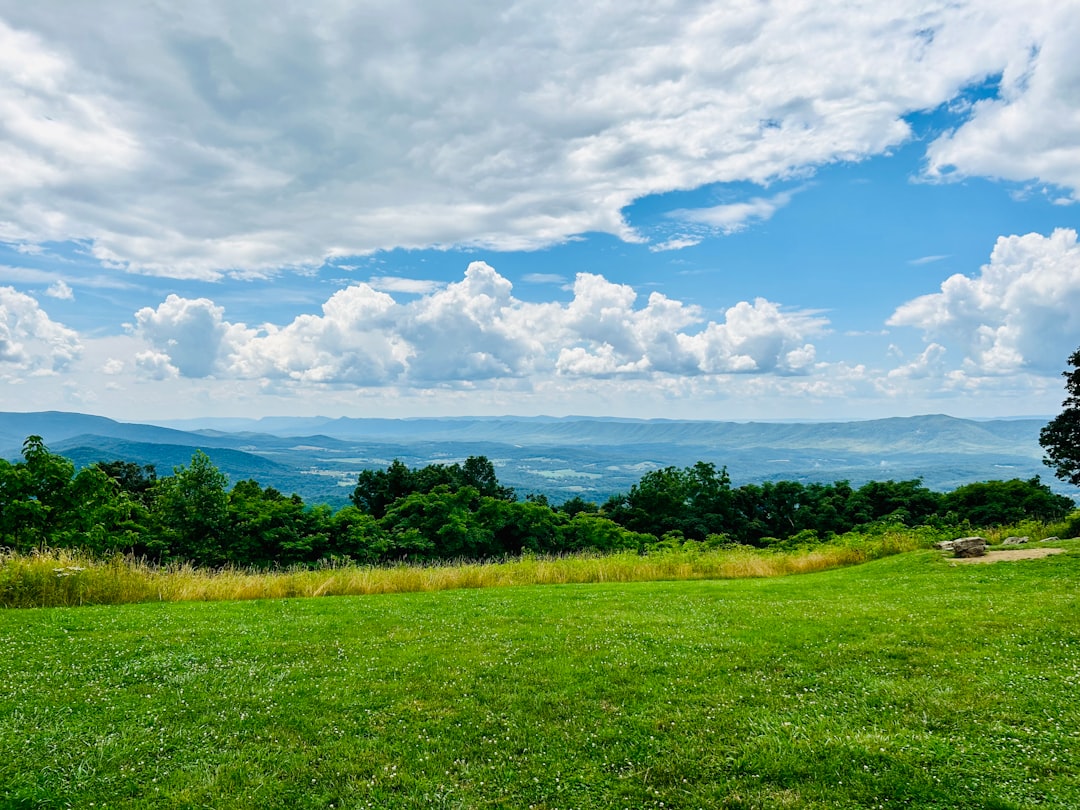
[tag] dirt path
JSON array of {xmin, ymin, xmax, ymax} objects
[{"xmin": 950, "ymin": 547, "xmax": 1067, "ymax": 565}]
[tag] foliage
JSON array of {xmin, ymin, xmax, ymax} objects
[
  {"xmin": 0, "ymin": 437, "xmax": 1075, "ymax": 569},
  {"xmin": 942, "ymin": 477, "xmax": 1074, "ymax": 525},
  {"xmin": 1041, "ymin": 346, "xmax": 1080, "ymax": 486},
  {"xmin": 352, "ymin": 455, "xmax": 513, "ymax": 517}
]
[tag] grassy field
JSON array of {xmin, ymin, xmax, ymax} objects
[
  {"xmin": 1, "ymin": 541, "xmax": 1078, "ymax": 809},
  {"xmin": 0, "ymin": 532, "xmax": 930, "ymax": 609}
]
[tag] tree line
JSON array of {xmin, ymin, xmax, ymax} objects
[{"xmin": 0, "ymin": 435, "xmax": 1074, "ymax": 568}]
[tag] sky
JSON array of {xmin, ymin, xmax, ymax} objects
[{"xmin": 1, "ymin": 0, "xmax": 1079, "ymax": 423}]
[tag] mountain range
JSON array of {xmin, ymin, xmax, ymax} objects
[{"xmin": 0, "ymin": 411, "xmax": 1068, "ymax": 507}]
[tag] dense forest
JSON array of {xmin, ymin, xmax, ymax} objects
[{"xmin": 0, "ymin": 436, "xmax": 1074, "ymax": 568}]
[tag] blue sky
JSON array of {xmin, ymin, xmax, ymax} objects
[{"xmin": 1, "ymin": 1, "xmax": 1078, "ymax": 422}]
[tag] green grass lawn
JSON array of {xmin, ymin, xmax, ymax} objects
[{"xmin": 2, "ymin": 545, "xmax": 1078, "ymax": 809}]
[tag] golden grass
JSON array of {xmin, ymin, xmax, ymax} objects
[{"xmin": 0, "ymin": 531, "xmax": 929, "ymax": 609}]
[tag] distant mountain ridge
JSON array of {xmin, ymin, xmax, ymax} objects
[{"xmin": 0, "ymin": 410, "xmax": 1067, "ymax": 506}]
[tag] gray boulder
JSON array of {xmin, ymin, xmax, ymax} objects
[
  {"xmin": 934, "ymin": 536, "xmax": 988, "ymax": 557},
  {"xmin": 1001, "ymin": 536, "xmax": 1030, "ymax": 546}
]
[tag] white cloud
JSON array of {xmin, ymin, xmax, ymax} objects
[
  {"xmin": 133, "ymin": 294, "xmax": 252, "ymax": 377},
  {"xmin": 134, "ymin": 350, "xmax": 178, "ymax": 381},
  {"xmin": 367, "ymin": 276, "xmax": 445, "ymax": 295},
  {"xmin": 0, "ymin": 286, "xmax": 81, "ymax": 373},
  {"xmin": 677, "ymin": 299, "xmax": 827, "ymax": 374},
  {"xmin": 0, "ymin": 265, "xmax": 61, "ymax": 285},
  {"xmin": 650, "ymin": 237, "xmax": 702, "ymax": 253},
  {"xmin": 0, "ymin": 3, "xmax": 1071, "ymax": 277},
  {"xmin": 888, "ymin": 228, "xmax": 1080, "ymax": 375},
  {"xmin": 230, "ymin": 283, "xmax": 406, "ymax": 385},
  {"xmin": 670, "ymin": 189, "xmax": 800, "ymax": 235},
  {"xmin": 45, "ymin": 280, "xmax": 73, "ymax": 299},
  {"xmin": 128, "ymin": 262, "xmax": 830, "ymax": 387},
  {"xmin": 887, "ymin": 343, "xmax": 948, "ymax": 380},
  {"xmin": 398, "ymin": 262, "xmax": 550, "ymax": 382},
  {"xmin": 908, "ymin": 255, "xmax": 950, "ymax": 266},
  {"xmin": 925, "ymin": 3, "xmax": 1080, "ymax": 200}
]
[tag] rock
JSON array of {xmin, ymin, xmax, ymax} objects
[
  {"xmin": 1001, "ymin": 536, "xmax": 1030, "ymax": 546},
  {"xmin": 952, "ymin": 537, "xmax": 988, "ymax": 557},
  {"xmin": 1043, "ymin": 536, "xmax": 1059, "ymax": 542},
  {"xmin": 935, "ymin": 536, "xmax": 987, "ymax": 557}
]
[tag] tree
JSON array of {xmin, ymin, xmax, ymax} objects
[
  {"xmin": 604, "ymin": 463, "xmax": 734, "ymax": 541},
  {"xmin": 62, "ymin": 466, "xmax": 155, "ymax": 556},
  {"xmin": 942, "ymin": 478, "xmax": 1074, "ymax": 526},
  {"xmin": 94, "ymin": 460, "xmax": 158, "ymax": 506},
  {"xmin": 1041, "ymin": 347, "xmax": 1080, "ymax": 486},
  {"xmin": 352, "ymin": 456, "xmax": 514, "ymax": 518},
  {"xmin": 151, "ymin": 450, "xmax": 229, "ymax": 564}
]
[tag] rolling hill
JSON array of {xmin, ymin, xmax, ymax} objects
[{"xmin": 0, "ymin": 411, "xmax": 1068, "ymax": 506}]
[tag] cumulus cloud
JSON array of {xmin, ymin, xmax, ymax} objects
[
  {"xmin": 678, "ymin": 299, "xmax": 826, "ymax": 374},
  {"xmin": 888, "ymin": 228, "xmax": 1080, "ymax": 375},
  {"xmin": 887, "ymin": 343, "xmax": 948, "ymax": 380},
  {"xmin": 134, "ymin": 350, "xmax": 178, "ymax": 381},
  {"xmin": 0, "ymin": 286, "xmax": 81, "ymax": 373},
  {"xmin": 133, "ymin": 294, "xmax": 251, "ymax": 377},
  {"xmin": 0, "ymin": 2, "xmax": 1072, "ymax": 277},
  {"xmin": 45, "ymin": 280, "xmax": 73, "ymax": 300},
  {"xmin": 925, "ymin": 4, "xmax": 1080, "ymax": 199},
  {"xmin": 230, "ymin": 283, "xmax": 406, "ymax": 385},
  {"xmin": 131, "ymin": 262, "xmax": 829, "ymax": 387}
]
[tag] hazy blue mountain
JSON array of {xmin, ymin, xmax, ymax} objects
[
  {"xmin": 155, "ymin": 412, "xmax": 1046, "ymax": 455},
  {"xmin": 0, "ymin": 411, "xmax": 244, "ymax": 452},
  {"xmin": 1, "ymin": 410, "xmax": 1067, "ymax": 507},
  {"xmin": 53, "ymin": 437, "xmax": 292, "ymax": 480}
]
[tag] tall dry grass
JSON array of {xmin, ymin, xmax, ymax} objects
[{"xmin": 0, "ymin": 530, "xmax": 931, "ymax": 609}]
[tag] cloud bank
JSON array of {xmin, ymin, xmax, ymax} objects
[
  {"xmin": 0, "ymin": 2, "xmax": 1076, "ymax": 277},
  {"xmin": 889, "ymin": 228, "xmax": 1080, "ymax": 376},
  {"xmin": 133, "ymin": 262, "xmax": 827, "ymax": 387}
]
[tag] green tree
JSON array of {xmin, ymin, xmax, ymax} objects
[
  {"xmin": 559, "ymin": 512, "xmax": 651, "ymax": 553},
  {"xmin": 380, "ymin": 486, "xmax": 494, "ymax": 560},
  {"xmin": 0, "ymin": 437, "xmax": 79, "ymax": 549},
  {"xmin": 848, "ymin": 480, "xmax": 942, "ymax": 527},
  {"xmin": 352, "ymin": 456, "xmax": 514, "ymax": 518},
  {"xmin": 94, "ymin": 460, "xmax": 158, "ymax": 506},
  {"xmin": 152, "ymin": 451, "xmax": 230, "ymax": 564},
  {"xmin": 942, "ymin": 478, "xmax": 1073, "ymax": 526},
  {"xmin": 0, "ymin": 456, "xmax": 42, "ymax": 550},
  {"xmin": 604, "ymin": 463, "xmax": 734, "ymax": 541},
  {"xmin": 1041, "ymin": 347, "xmax": 1080, "ymax": 486},
  {"xmin": 459, "ymin": 455, "xmax": 515, "ymax": 500},
  {"xmin": 61, "ymin": 466, "xmax": 155, "ymax": 556},
  {"xmin": 324, "ymin": 506, "xmax": 392, "ymax": 563},
  {"xmin": 479, "ymin": 498, "xmax": 564, "ymax": 554},
  {"xmin": 352, "ymin": 460, "xmax": 418, "ymax": 518},
  {"xmin": 225, "ymin": 479, "xmax": 310, "ymax": 565}
]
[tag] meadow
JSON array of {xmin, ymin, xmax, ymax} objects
[
  {"xmin": 1, "ymin": 536, "xmax": 1078, "ymax": 808},
  {"xmin": 0, "ymin": 532, "xmax": 921, "ymax": 609}
]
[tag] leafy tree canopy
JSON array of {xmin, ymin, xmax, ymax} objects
[{"xmin": 1041, "ymin": 346, "xmax": 1080, "ymax": 486}]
